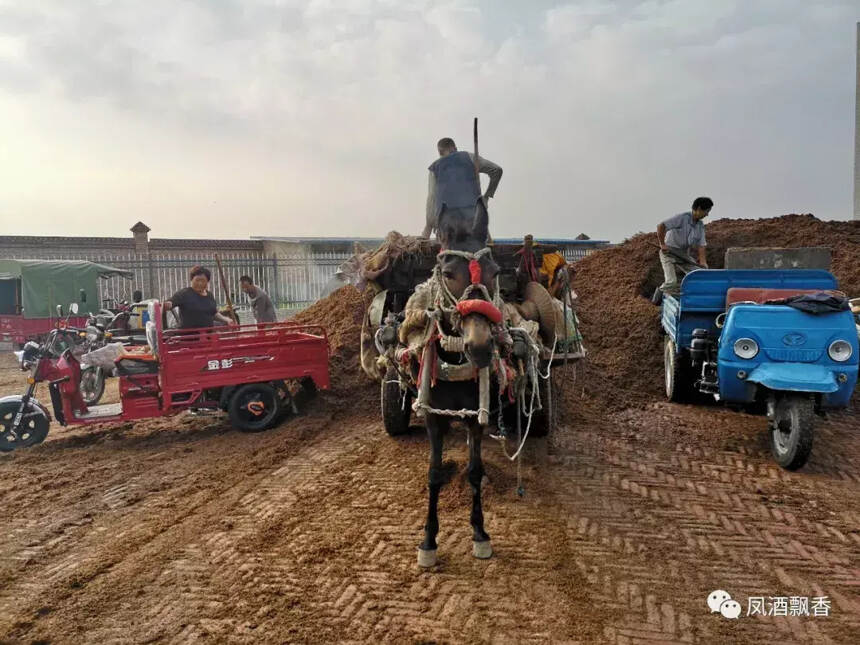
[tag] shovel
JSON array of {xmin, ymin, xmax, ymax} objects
[
  {"xmin": 649, "ymin": 242, "xmax": 705, "ymax": 305},
  {"xmin": 648, "ymin": 241, "xmax": 704, "ymax": 269}
]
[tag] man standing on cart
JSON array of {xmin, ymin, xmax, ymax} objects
[
  {"xmin": 421, "ymin": 137, "xmax": 502, "ymax": 242},
  {"xmin": 656, "ymin": 197, "xmax": 713, "ymax": 297}
]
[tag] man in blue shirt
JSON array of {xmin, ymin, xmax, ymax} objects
[
  {"xmin": 421, "ymin": 137, "xmax": 502, "ymax": 243},
  {"xmin": 656, "ymin": 197, "xmax": 713, "ymax": 296}
]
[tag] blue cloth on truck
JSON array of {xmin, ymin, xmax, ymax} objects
[{"xmin": 765, "ymin": 292, "xmax": 849, "ymax": 315}]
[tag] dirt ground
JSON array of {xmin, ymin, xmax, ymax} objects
[{"xmin": 1, "ymin": 348, "xmax": 858, "ymax": 644}]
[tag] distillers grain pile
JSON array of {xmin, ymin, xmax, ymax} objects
[{"xmin": 293, "ymin": 286, "xmax": 375, "ymax": 400}]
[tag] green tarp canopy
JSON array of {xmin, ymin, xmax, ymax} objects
[{"xmin": 0, "ymin": 259, "xmax": 133, "ymax": 318}]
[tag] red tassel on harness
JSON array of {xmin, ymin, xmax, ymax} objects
[
  {"xmin": 416, "ymin": 334, "xmax": 440, "ymax": 388},
  {"xmin": 457, "ymin": 299, "xmax": 503, "ymax": 324},
  {"xmin": 469, "ymin": 259, "xmax": 481, "ymax": 285}
]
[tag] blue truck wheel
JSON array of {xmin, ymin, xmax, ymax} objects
[
  {"xmin": 664, "ymin": 338, "xmax": 692, "ymax": 402},
  {"xmin": 770, "ymin": 395, "xmax": 814, "ymax": 470}
]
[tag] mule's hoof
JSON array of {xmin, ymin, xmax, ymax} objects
[
  {"xmin": 417, "ymin": 548, "xmax": 438, "ymax": 568},
  {"xmin": 473, "ymin": 540, "xmax": 493, "ymax": 559}
]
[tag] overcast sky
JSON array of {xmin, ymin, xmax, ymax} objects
[{"xmin": 0, "ymin": 0, "xmax": 857, "ymax": 242}]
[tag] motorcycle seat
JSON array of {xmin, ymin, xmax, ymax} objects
[
  {"xmin": 116, "ymin": 345, "xmax": 157, "ymax": 361},
  {"xmin": 113, "ymin": 344, "xmax": 158, "ymax": 376},
  {"xmin": 115, "ymin": 358, "xmax": 159, "ymax": 376}
]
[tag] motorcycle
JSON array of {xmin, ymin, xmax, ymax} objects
[
  {"xmin": 20, "ymin": 304, "xmax": 108, "ymax": 407},
  {"xmin": 3, "ymin": 310, "xmax": 106, "ymax": 450},
  {"xmin": 76, "ymin": 305, "xmax": 144, "ymax": 406},
  {"xmin": 5, "ymin": 304, "xmax": 85, "ymax": 450},
  {"xmin": 78, "ymin": 321, "xmax": 109, "ymax": 406}
]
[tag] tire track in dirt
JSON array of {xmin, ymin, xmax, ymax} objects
[
  {"xmin": 2, "ymin": 383, "xmax": 858, "ymax": 643},
  {"xmin": 570, "ymin": 430, "xmax": 860, "ymax": 573},
  {"xmin": 548, "ymin": 452, "xmax": 842, "ymax": 643},
  {"xmin": 545, "ymin": 403, "xmax": 860, "ymax": 644},
  {"xmin": 0, "ymin": 403, "xmax": 347, "ymax": 642},
  {"xmin": 75, "ymin": 424, "xmax": 367, "ymax": 644},
  {"xmin": 44, "ymin": 426, "xmax": 609, "ymax": 644}
]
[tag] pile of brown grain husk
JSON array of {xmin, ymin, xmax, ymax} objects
[{"xmin": 292, "ymin": 286, "xmax": 375, "ymax": 400}]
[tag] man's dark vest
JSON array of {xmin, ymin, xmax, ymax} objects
[{"xmin": 429, "ymin": 151, "xmax": 481, "ymax": 217}]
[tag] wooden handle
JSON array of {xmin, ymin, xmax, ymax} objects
[
  {"xmin": 214, "ymin": 254, "xmax": 238, "ymax": 324},
  {"xmin": 473, "ymin": 117, "xmax": 480, "ymax": 181}
]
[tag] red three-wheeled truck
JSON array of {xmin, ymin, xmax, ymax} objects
[{"xmin": 1, "ymin": 302, "xmax": 330, "ymax": 451}]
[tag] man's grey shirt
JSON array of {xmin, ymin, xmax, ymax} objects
[
  {"xmin": 423, "ymin": 153, "xmax": 502, "ymax": 238},
  {"xmin": 662, "ymin": 211, "xmax": 706, "ymax": 254},
  {"xmin": 249, "ymin": 287, "xmax": 277, "ymax": 323}
]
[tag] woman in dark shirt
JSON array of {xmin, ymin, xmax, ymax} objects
[{"xmin": 164, "ymin": 266, "xmax": 234, "ymax": 329}]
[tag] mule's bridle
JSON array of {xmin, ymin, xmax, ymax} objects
[
  {"xmin": 409, "ymin": 247, "xmax": 512, "ymax": 426},
  {"xmin": 433, "ymin": 247, "xmax": 503, "ymax": 316}
]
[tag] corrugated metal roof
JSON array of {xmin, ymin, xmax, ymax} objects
[
  {"xmin": 253, "ymin": 236, "xmax": 610, "ymax": 245},
  {"xmin": 493, "ymin": 238, "xmax": 610, "ymax": 245},
  {"xmin": 252, "ymin": 236, "xmax": 386, "ymax": 244},
  {"xmin": 0, "ymin": 235, "xmax": 262, "ymax": 250},
  {"xmin": 151, "ymin": 238, "xmax": 262, "ymax": 249},
  {"xmin": 0, "ymin": 236, "xmax": 132, "ymax": 247}
]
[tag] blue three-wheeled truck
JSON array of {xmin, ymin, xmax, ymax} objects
[{"xmin": 661, "ymin": 268, "xmax": 858, "ymax": 470}]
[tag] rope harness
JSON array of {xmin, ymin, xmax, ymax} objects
[
  {"xmin": 415, "ymin": 248, "xmax": 553, "ymax": 474},
  {"xmin": 411, "ymin": 247, "xmax": 504, "ymax": 426},
  {"xmin": 382, "ymin": 245, "xmax": 559, "ymax": 496}
]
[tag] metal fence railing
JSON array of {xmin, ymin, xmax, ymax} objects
[
  {"xmin": 0, "ymin": 249, "xmax": 350, "ymax": 312},
  {"xmin": 3, "ymin": 241, "xmax": 610, "ymax": 315}
]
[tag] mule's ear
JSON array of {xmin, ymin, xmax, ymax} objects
[
  {"xmin": 471, "ymin": 200, "xmax": 489, "ymax": 244},
  {"xmin": 437, "ymin": 222, "xmax": 451, "ymax": 249}
]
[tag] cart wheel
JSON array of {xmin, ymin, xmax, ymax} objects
[
  {"xmin": 381, "ymin": 366, "xmax": 412, "ymax": 436},
  {"xmin": 0, "ymin": 401, "xmax": 50, "ymax": 452},
  {"xmin": 770, "ymin": 395, "xmax": 814, "ymax": 471},
  {"xmin": 502, "ymin": 370, "xmax": 552, "ymax": 439},
  {"xmin": 664, "ymin": 338, "xmax": 690, "ymax": 402},
  {"xmin": 228, "ymin": 384, "xmax": 282, "ymax": 433},
  {"xmin": 80, "ymin": 367, "xmax": 106, "ymax": 406}
]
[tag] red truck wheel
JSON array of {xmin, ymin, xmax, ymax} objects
[{"xmin": 228, "ymin": 384, "xmax": 282, "ymax": 432}]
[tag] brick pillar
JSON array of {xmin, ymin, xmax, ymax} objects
[{"xmin": 130, "ymin": 221, "xmax": 153, "ymax": 298}]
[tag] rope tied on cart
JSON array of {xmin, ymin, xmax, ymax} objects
[
  {"xmin": 493, "ymin": 330, "xmax": 557, "ymax": 456},
  {"xmin": 491, "ymin": 330, "xmax": 558, "ymax": 496}
]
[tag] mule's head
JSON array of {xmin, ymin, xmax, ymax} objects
[{"xmin": 437, "ymin": 204, "xmax": 499, "ymax": 369}]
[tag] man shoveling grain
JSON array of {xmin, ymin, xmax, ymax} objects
[{"xmin": 656, "ymin": 196, "xmax": 713, "ymax": 298}]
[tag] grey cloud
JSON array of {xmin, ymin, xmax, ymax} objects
[{"xmin": 0, "ymin": 0, "xmax": 856, "ymax": 240}]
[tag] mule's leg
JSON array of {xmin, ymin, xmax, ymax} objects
[
  {"xmin": 468, "ymin": 421, "xmax": 493, "ymax": 559},
  {"xmin": 418, "ymin": 414, "xmax": 448, "ymax": 567}
]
